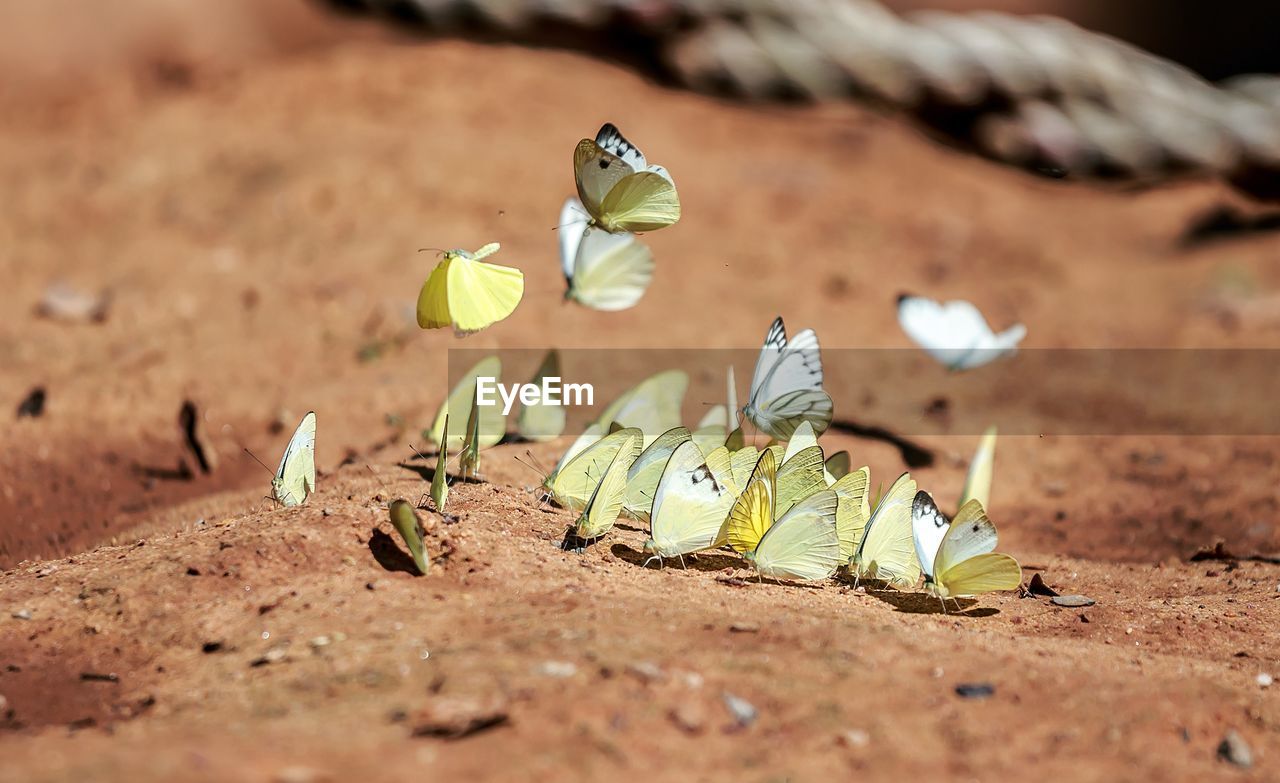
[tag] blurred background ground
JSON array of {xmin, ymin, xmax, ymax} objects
[{"xmin": 1, "ymin": 2, "xmax": 1278, "ymax": 780}]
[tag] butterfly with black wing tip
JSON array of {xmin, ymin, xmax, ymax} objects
[
  {"xmin": 573, "ymin": 123, "xmax": 681, "ymax": 234},
  {"xmin": 897, "ymin": 294, "xmax": 1026, "ymax": 371},
  {"xmin": 741, "ymin": 317, "xmax": 833, "ymax": 441},
  {"xmin": 911, "ymin": 492, "xmax": 1022, "ymax": 611}
]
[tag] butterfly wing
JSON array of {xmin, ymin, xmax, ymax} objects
[
  {"xmin": 824, "ymin": 451, "xmax": 851, "ymax": 484},
  {"xmin": 594, "ymin": 123, "xmax": 648, "ymax": 169},
  {"xmin": 649, "ymin": 441, "xmax": 736, "ymax": 557},
  {"xmin": 444, "ymin": 253, "xmax": 524, "ymax": 335},
  {"xmin": 274, "ymin": 411, "xmax": 317, "ymax": 507},
  {"xmin": 722, "ymin": 448, "xmax": 777, "ymax": 553},
  {"xmin": 744, "ymin": 319, "xmax": 828, "ymax": 439},
  {"xmin": 854, "ymin": 472, "xmax": 920, "ymax": 588},
  {"xmin": 428, "ymin": 355, "xmax": 504, "ymax": 450},
  {"xmin": 559, "ymin": 198, "xmax": 590, "ymax": 282},
  {"xmin": 935, "ymin": 553, "xmax": 1022, "ymax": 598},
  {"xmin": 782, "ymin": 420, "xmax": 820, "ymax": 463},
  {"xmin": 569, "ymin": 228, "xmax": 655, "ymax": 311},
  {"xmin": 431, "ymin": 415, "xmax": 450, "ymax": 512},
  {"xmin": 415, "ymin": 257, "xmax": 453, "ymax": 330},
  {"xmin": 389, "ymin": 500, "xmax": 430, "ymax": 575},
  {"xmin": 573, "ymin": 437, "xmax": 639, "ymax": 540},
  {"xmin": 574, "ymin": 139, "xmax": 637, "ymax": 222},
  {"xmin": 831, "ymin": 466, "xmax": 870, "ymax": 563},
  {"xmin": 622, "ymin": 426, "xmax": 691, "ymax": 521},
  {"xmin": 545, "ymin": 427, "xmax": 643, "ymax": 511},
  {"xmin": 911, "ymin": 490, "xmax": 951, "ymax": 579},
  {"xmin": 775, "ymin": 445, "xmax": 826, "ymax": 517},
  {"xmin": 599, "ymin": 171, "xmax": 681, "ymax": 233},
  {"xmin": 753, "ymin": 490, "xmax": 841, "ymax": 581},
  {"xmin": 933, "ymin": 500, "xmax": 1001, "ymax": 576},
  {"xmin": 958, "ymin": 426, "xmax": 997, "ymax": 511},
  {"xmin": 516, "ymin": 350, "xmax": 566, "ymax": 443},
  {"xmin": 596, "ymin": 369, "xmax": 688, "ymax": 445}
]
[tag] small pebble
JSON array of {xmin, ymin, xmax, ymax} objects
[
  {"xmin": 1217, "ymin": 730, "xmax": 1253, "ymax": 768},
  {"xmin": 626, "ymin": 661, "xmax": 665, "ymax": 683},
  {"xmin": 308, "ymin": 636, "xmax": 331, "ymax": 649},
  {"xmin": 322, "ymin": 508, "xmax": 334, "ymax": 517},
  {"xmin": 412, "ymin": 695, "xmax": 509, "ymax": 739},
  {"xmin": 536, "ymin": 661, "xmax": 577, "ymax": 678},
  {"xmin": 838, "ymin": 729, "xmax": 870, "ymax": 748},
  {"xmin": 729, "ymin": 622, "xmax": 759, "ymax": 633},
  {"xmin": 668, "ymin": 702, "xmax": 706, "ymax": 734},
  {"xmin": 721, "ymin": 692, "xmax": 757, "ymax": 728},
  {"xmin": 1051, "ymin": 595, "xmax": 1096, "ymax": 608},
  {"xmin": 954, "ymin": 682, "xmax": 996, "ymax": 699},
  {"xmin": 1256, "ymin": 673, "xmax": 1273, "ymax": 688},
  {"xmin": 11, "ymin": 609, "xmax": 32, "ymax": 620}
]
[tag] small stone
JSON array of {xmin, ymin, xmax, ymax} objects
[
  {"xmin": 1217, "ymin": 730, "xmax": 1253, "ymax": 768},
  {"xmin": 0, "ymin": 694, "xmax": 8, "ymax": 713},
  {"xmin": 954, "ymin": 683, "xmax": 995, "ymax": 699},
  {"xmin": 251, "ymin": 646, "xmax": 288, "ymax": 667},
  {"xmin": 677, "ymin": 670, "xmax": 704, "ymax": 689},
  {"xmin": 535, "ymin": 661, "xmax": 577, "ymax": 678},
  {"xmin": 308, "ymin": 636, "xmax": 331, "ymax": 649},
  {"xmin": 11, "ymin": 609, "xmax": 31, "ymax": 620},
  {"xmin": 1256, "ymin": 673, "xmax": 1273, "ymax": 688},
  {"xmin": 322, "ymin": 508, "xmax": 334, "ymax": 517},
  {"xmin": 1041, "ymin": 481, "xmax": 1066, "ymax": 497},
  {"xmin": 626, "ymin": 661, "xmax": 666, "ymax": 683},
  {"xmin": 721, "ymin": 692, "xmax": 757, "ymax": 729},
  {"xmin": 838, "ymin": 728, "xmax": 870, "ymax": 748},
  {"xmin": 411, "ymin": 695, "xmax": 508, "ymax": 739},
  {"xmin": 728, "ymin": 622, "xmax": 760, "ymax": 633},
  {"xmin": 1051, "ymin": 595, "xmax": 1096, "ymax": 608},
  {"xmin": 668, "ymin": 702, "xmax": 706, "ymax": 734}
]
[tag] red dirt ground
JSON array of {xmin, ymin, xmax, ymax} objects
[{"xmin": 2, "ymin": 3, "xmax": 1279, "ymax": 781}]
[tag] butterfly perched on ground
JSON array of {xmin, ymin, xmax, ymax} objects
[
  {"xmin": 427, "ymin": 355, "xmax": 505, "ymax": 451},
  {"xmin": 643, "ymin": 441, "xmax": 737, "ymax": 566},
  {"xmin": 430, "ymin": 415, "xmax": 450, "ymax": 513},
  {"xmin": 542, "ymin": 427, "xmax": 644, "ymax": 512},
  {"xmin": 416, "ymin": 243, "xmax": 524, "ymax": 335},
  {"xmin": 850, "ymin": 472, "xmax": 920, "ymax": 589},
  {"xmin": 897, "ymin": 295, "xmax": 1025, "ymax": 371},
  {"xmin": 741, "ymin": 488, "xmax": 842, "ymax": 582},
  {"xmin": 566, "ymin": 431, "xmax": 642, "ymax": 548},
  {"xmin": 912, "ymin": 493, "xmax": 1022, "ymax": 609},
  {"xmin": 742, "ymin": 317, "xmax": 833, "ymax": 441},
  {"xmin": 574, "ymin": 124, "xmax": 681, "ymax": 234},
  {"xmin": 272, "ymin": 411, "xmax": 316, "ymax": 507},
  {"xmin": 559, "ymin": 198, "xmax": 655, "ymax": 311},
  {"xmin": 389, "ymin": 499, "xmax": 430, "ymax": 575},
  {"xmin": 622, "ymin": 426, "xmax": 691, "ymax": 522}
]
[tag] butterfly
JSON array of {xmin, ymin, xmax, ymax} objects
[
  {"xmin": 719, "ymin": 446, "xmax": 826, "ymax": 553},
  {"xmin": 417, "ymin": 243, "xmax": 525, "ymax": 335},
  {"xmin": 430, "ymin": 415, "xmax": 450, "ymax": 513},
  {"xmin": 272, "ymin": 411, "xmax": 316, "ymax": 507},
  {"xmin": 744, "ymin": 489, "xmax": 842, "ymax": 582},
  {"xmin": 830, "ymin": 465, "xmax": 871, "ymax": 564},
  {"xmin": 389, "ymin": 499, "xmax": 430, "ymax": 575},
  {"xmin": 850, "ymin": 472, "xmax": 921, "ymax": 589},
  {"xmin": 913, "ymin": 494, "xmax": 1022, "ymax": 610},
  {"xmin": 458, "ymin": 392, "xmax": 482, "ymax": 481},
  {"xmin": 567, "ymin": 431, "xmax": 642, "ymax": 547},
  {"xmin": 594, "ymin": 369, "xmax": 688, "ymax": 446},
  {"xmin": 427, "ymin": 355, "xmax": 506, "ymax": 451},
  {"xmin": 911, "ymin": 426, "xmax": 999, "ymax": 571},
  {"xmin": 542, "ymin": 427, "xmax": 644, "ymax": 512},
  {"xmin": 559, "ymin": 198, "xmax": 655, "ymax": 311},
  {"xmin": 742, "ymin": 317, "xmax": 833, "ymax": 441},
  {"xmin": 643, "ymin": 440, "xmax": 737, "ymax": 566},
  {"xmin": 516, "ymin": 350, "xmax": 566, "ymax": 443},
  {"xmin": 622, "ymin": 427, "xmax": 691, "ymax": 522},
  {"xmin": 897, "ymin": 295, "xmax": 1026, "ymax": 371},
  {"xmin": 574, "ymin": 123, "xmax": 681, "ymax": 234},
  {"xmin": 959, "ymin": 425, "xmax": 997, "ymax": 511}
]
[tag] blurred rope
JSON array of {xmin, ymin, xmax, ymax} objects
[{"xmin": 338, "ymin": 0, "xmax": 1280, "ymax": 199}]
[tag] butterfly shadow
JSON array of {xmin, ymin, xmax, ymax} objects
[
  {"xmin": 865, "ymin": 589, "xmax": 997, "ymax": 617},
  {"xmin": 368, "ymin": 528, "xmax": 420, "ymax": 575},
  {"xmin": 609, "ymin": 543, "xmax": 742, "ymax": 573},
  {"xmin": 396, "ymin": 461, "xmax": 486, "ymax": 486}
]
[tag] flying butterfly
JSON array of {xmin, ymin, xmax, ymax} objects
[
  {"xmin": 417, "ymin": 243, "xmax": 525, "ymax": 336},
  {"xmin": 897, "ymin": 295, "xmax": 1025, "ymax": 371},
  {"xmin": 742, "ymin": 317, "xmax": 833, "ymax": 441},
  {"xmin": 574, "ymin": 123, "xmax": 680, "ymax": 234},
  {"xmin": 559, "ymin": 198, "xmax": 655, "ymax": 311}
]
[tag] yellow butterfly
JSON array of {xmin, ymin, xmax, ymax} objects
[
  {"xmin": 516, "ymin": 350, "xmax": 566, "ymax": 443},
  {"xmin": 458, "ymin": 392, "xmax": 481, "ymax": 481},
  {"xmin": 959, "ymin": 425, "xmax": 997, "ymax": 511},
  {"xmin": 567, "ymin": 432, "xmax": 641, "ymax": 546},
  {"xmin": 430, "ymin": 415, "xmax": 450, "ymax": 513},
  {"xmin": 574, "ymin": 123, "xmax": 680, "ymax": 234},
  {"xmin": 851, "ymin": 472, "xmax": 921, "ymax": 590},
  {"xmin": 622, "ymin": 426, "xmax": 692, "ymax": 522},
  {"xmin": 427, "ymin": 355, "xmax": 505, "ymax": 451},
  {"xmin": 389, "ymin": 499, "xmax": 430, "ymax": 576},
  {"xmin": 746, "ymin": 490, "xmax": 841, "ymax": 582},
  {"xmin": 272, "ymin": 411, "xmax": 316, "ymax": 507},
  {"xmin": 918, "ymin": 495, "xmax": 1022, "ymax": 610},
  {"xmin": 543, "ymin": 427, "xmax": 643, "ymax": 512},
  {"xmin": 831, "ymin": 466, "xmax": 871, "ymax": 564},
  {"xmin": 416, "ymin": 243, "xmax": 524, "ymax": 335},
  {"xmin": 643, "ymin": 441, "xmax": 737, "ymax": 566}
]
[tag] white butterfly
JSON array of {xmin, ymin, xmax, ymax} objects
[
  {"xmin": 897, "ymin": 295, "xmax": 1026, "ymax": 371},
  {"xmin": 272, "ymin": 411, "xmax": 316, "ymax": 507},
  {"xmin": 558, "ymin": 198, "xmax": 655, "ymax": 311},
  {"xmin": 912, "ymin": 493, "xmax": 1022, "ymax": 608},
  {"xmin": 742, "ymin": 317, "xmax": 833, "ymax": 441},
  {"xmin": 574, "ymin": 124, "xmax": 680, "ymax": 234}
]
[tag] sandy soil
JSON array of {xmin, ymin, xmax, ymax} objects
[{"xmin": 2, "ymin": 5, "xmax": 1280, "ymax": 781}]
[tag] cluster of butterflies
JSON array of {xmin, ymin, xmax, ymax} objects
[{"xmin": 414, "ymin": 123, "xmax": 681, "ymax": 335}]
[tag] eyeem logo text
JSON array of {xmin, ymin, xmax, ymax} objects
[{"xmin": 475, "ymin": 377, "xmax": 594, "ymax": 415}]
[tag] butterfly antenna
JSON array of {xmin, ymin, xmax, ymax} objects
[
  {"xmin": 244, "ymin": 448, "xmax": 274, "ymax": 476},
  {"xmin": 407, "ymin": 442, "xmax": 431, "ymax": 461},
  {"xmin": 365, "ymin": 464, "xmax": 394, "ymax": 502},
  {"xmin": 417, "ymin": 247, "xmax": 446, "ymax": 257},
  {"xmin": 513, "ymin": 453, "xmax": 546, "ymax": 481},
  {"xmin": 525, "ymin": 449, "xmax": 550, "ymax": 475}
]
